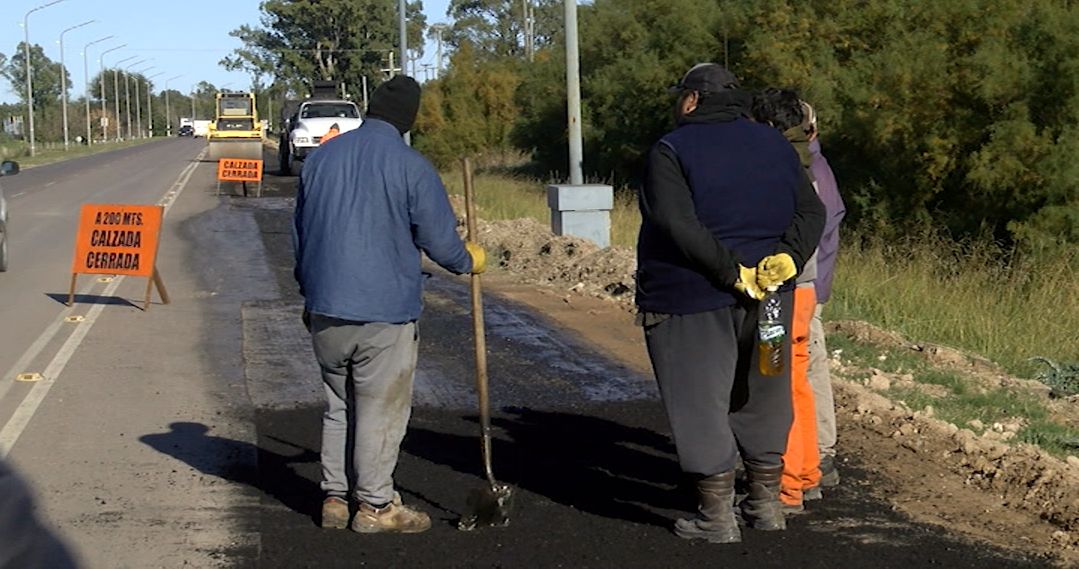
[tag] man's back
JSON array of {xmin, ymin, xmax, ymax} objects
[{"xmin": 293, "ymin": 118, "xmax": 470, "ymax": 323}]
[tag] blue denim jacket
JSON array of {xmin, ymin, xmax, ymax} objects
[{"xmin": 293, "ymin": 119, "xmax": 472, "ymax": 323}]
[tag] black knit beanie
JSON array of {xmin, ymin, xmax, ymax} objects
[{"xmin": 367, "ymin": 76, "xmax": 421, "ymax": 134}]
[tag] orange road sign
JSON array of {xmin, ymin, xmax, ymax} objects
[
  {"xmin": 217, "ymin": 158, "xmax": 263, "ymax": 182},
  {"xmin": 69, "ymin": 204, "xmax": 169, "ymax": 310}
]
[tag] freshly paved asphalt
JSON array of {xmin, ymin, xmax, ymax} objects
[{"xmin": 0, "ymin": 142, "xmax": 1052, "ymax": 568}]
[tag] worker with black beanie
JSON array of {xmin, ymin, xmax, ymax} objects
[
  {"xmin": 366, "ymin": 75, "xmax": 422, "ymax": 135},
  {"xmin": 294, "ymin": 74, "xmax": 487, "ymax": 534}
]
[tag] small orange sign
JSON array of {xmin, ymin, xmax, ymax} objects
[
  {"xmin": 71, "ymin": 204, "xmax": 163, "ymax": 277},
  {"xmin": 217, "ymin": 158, "xmax": 263, "ymax": 182}
]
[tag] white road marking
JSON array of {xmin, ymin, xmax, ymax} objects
[{"xmin": 0, "ymin": 148, "xmax": 206, "ymax": 458}]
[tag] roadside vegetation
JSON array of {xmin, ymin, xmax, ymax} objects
[
  {"xmin": 0, "ymin": 138, "xmax": 158, "ymax": 169},
  {"xmin": 442, "ymin": 167, "xmax": 1077, "ymax": 384}
]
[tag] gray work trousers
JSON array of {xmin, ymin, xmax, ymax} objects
[
  {"xmin": 644, "ymin": 294, "xmax": 794, "ymax": 476},
  {"xmin": 309, "ymin": 314, "xmax": 418, "ymax": 506},
  {"xmin": 808, "ymin": 303, "xmax": 837, "ymax": 458}
]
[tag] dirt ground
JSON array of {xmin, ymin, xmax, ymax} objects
[{"xmin": 460, "ymin": 208, "xmax": 1079, "ymax": 567}]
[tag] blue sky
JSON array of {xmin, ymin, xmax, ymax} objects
[{"xmin": 2, "ymin": 0, "xmax": 452, "ymax": 103}]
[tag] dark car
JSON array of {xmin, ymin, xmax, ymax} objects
[{"xmin": 178, "ymin": 125, "xmax": 194, "ymax": 137}]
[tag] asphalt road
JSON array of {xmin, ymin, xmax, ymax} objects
[{"xmin": 0, "ymin": 142, "xmax": 1053, "ymax": 568}]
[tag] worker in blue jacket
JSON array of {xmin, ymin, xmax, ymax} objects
[{"xmin": 293, "ymin": 75, "xmax": 485, "ymax": 534}]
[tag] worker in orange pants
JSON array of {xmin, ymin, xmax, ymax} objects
[{"xmin": 780, "ymin": 284, "xmax": 821, "ymax": 513}]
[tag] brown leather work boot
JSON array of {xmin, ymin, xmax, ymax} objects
[
  {"xmin": 741, "ymin": 464, "xmax": 786, "ymax": 531},
  {"xmin": 673, "ymin": 470, "xmax": 741, "ymax": 543},
  {"xmin": 351, "ymin": 500, "xmax": 432, "ymax": 534},
  {"xmin": 321, "ymin": 496, "xmax": 349, "ymax": 529}
]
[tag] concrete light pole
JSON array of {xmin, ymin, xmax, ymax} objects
[
  {"xmin": 429, "ymin": 24, "xmax": 448, "ymax": 79},
  {"xmin": 134, "ymin": 66, "xmax": 156, "ymax": 138},
  {"xmin": 398, "ymin": 0, "xmax": 410, "ymax": 145},
  {"xmin": 123, "ymin": 59, "xmax": 149, "ymax": 140},
  {"xmin": 164, "ymin": 75, "xmax": 182, "ymax": 136},
  {"xmin": 100, "ymin": 46, "xmax": 128, "ymax": 142},
  {"xmin": 564, "ymin": 0, "xmax": 583, "ymax": 184},
  {"xmin": 83, "ymin": 36, "xmax": 113, "ymax": 147},
  {"xmin": 112, "ymin": 55, "xmax": 137, "ymax": 141},
  {"xmin": 59, "ymin": 20, "xmax": 96, "ymax": 151},
  {"xmin": 23, "ymin": 0, "xmax": 66, "ymax": 157},
  {"xmin": 144, "ymin": 71, "xmax": 162, "ymax": 137}
]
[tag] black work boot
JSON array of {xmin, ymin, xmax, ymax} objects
[
  {"xmin": 674, "ymin": 470, "xmax": 741, "ymax": 543},
  {"xmin": 740, "ymin": 464, "xmax": 786, "ymax": 531}
]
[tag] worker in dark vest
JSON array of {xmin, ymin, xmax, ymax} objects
[{"xmin": 635, "ymin": 63, "xmax": 824, "ymax": 543}]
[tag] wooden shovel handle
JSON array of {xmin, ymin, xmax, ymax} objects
[{"xmin": 462, "ymin": 158, "xmax": 496, "ymax": 485}]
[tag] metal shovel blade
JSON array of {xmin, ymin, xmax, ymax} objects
[{"xmin": 458, "ymin": 482, "xmax": 514, "ymax": 531}]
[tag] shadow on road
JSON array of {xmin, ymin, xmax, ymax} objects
[
  {"xmin": 404, "ymin": 406, "xmax": 690, "ymax": 529},
  {"xmin": 139, "ymin": 421, "xmax": 322, "ymax": 524},
  {"xmin": 45, "ymin": 292, "xmax": 139, "ymax": 309}
]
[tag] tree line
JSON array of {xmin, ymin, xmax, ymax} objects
[
  {"xmin": 410, "ymin": 0, "xmax": 1078, "ymax": 256},
  {"xmin": 1, "ymin": 42, "xmax": 224, "ymax": 146}
]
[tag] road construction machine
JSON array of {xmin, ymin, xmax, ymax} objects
[{"xmin": 206, "ymin": 91, "xmax": 263, "ymax": 161}]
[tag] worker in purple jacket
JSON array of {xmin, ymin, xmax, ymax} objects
[{"xmin": 805, "ymin": 116, "xmax": 846, "ymax": 488}]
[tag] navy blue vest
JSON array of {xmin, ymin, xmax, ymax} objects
[{"xmin": 636, "ymin": 118, "xmax": 803, "ymax": 314}]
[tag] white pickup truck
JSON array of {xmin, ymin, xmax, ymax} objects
[{"xmin": 280, "ymin": 100, "xmax": 363, "ymax": 175}]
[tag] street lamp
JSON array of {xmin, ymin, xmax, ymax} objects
[
  {"xmin": 100, "ymin": 45, "xmax": 127, "ymax": 143},
  {"xmin": 23, "ymin": 0, "xmax": 67, "ymax": 157},
  {"xmin": 111, "ymin": 54, "xmax": 136, "ymax": 141},
  {"xmin": 164, "ymin": 75, "xmax": 182, "ymax": 136},
  {"xmin": 59, "ymin": 19, "xmax": 96, "ymax": 151},
  {"xmin": 134, "ymin": 66, "xmax": 158, "ymax": 138},
  {"xmin": 83, "ymin": 36, "xmax": 113, "ymax": 147},
  {"xmin": 123, "ymin": 58, "xmax": 148, "ymax": 140},
  {"xmin": 146, "ymin": 72, "xmax": 164, "ymax": 138}
]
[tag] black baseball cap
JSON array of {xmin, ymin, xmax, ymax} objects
[{"xmin": 669, "ymin": 63, "xmax": 740, "ymax": 94}]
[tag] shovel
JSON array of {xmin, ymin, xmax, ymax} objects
[{"xmin": 457, "ymin": 157, "xmax": 514, "ymax": 531}]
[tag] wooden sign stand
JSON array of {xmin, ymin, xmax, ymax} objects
[{"xmin": 68, "ymin": 267, "xmax": 170, "ymax": 311}]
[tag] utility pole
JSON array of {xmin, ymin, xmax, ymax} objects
[
  {"xmin": 164, "ymin": 75, "xmax": 182, "ymax": 136},
  {"xmin": 361, "ymin": 75, "xmax": 369, "ymax": 112},
  {"xmin": 430, "ymin": 23, "xmax": 448, "ymax": 79},
  {"xmin": 83, "ymin": 36, "xmax": 113, "ymax": 147},
  {"xmin": 100, "ymin": 45, "xmax": 127, "ymax": 143},
  {"xmin": 59, "ymin": 20, "xmax": 96, "ymax": 151},
  {"xmin": 399, "ymin": 0, "xmax": 410, "ymax": 145},
  {"xmin": 190, "ymin": 87, "xmax": 196, "ymax": 121},
  {"xmin": 564, "ymin": 0, "xmax": 583, "ymax": 184},
  {"xmin": 23, "ymin": 0, "xmax": 66, "ymax": 157}
]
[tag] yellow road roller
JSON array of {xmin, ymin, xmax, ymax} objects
[{"xmin": 206, "ymin": 91, "xmax": 263, "ymax": 161}]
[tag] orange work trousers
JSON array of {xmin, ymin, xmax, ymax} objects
[{"xmin": 781, "ymin": 285, "xmax": 821, "ymax": 505}]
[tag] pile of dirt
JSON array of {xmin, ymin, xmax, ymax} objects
[
  {"xmin": 450, "ymin": 200, "xmax": 636, "ymax": 308},
  {"xmin": 451, "ymin": 208, "xmax": 1079, "ymax": 565}
]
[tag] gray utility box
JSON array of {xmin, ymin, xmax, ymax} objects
[{"xmin": 547, "ymin": 184, "xmax": 614, "ymax": 249}]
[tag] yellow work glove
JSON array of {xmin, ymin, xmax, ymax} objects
[
  {"xmin": 734, "ymin": 265, "xmax": 765, "ymax": 301},
  {"xmin": 756, "ymin": 253, "xmax": 797, "ymax": 290},
  {"xmin": 465, "ymin": 241, "xmax": 487, "ymax": 274}
]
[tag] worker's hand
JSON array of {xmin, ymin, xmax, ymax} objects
[
  {"xmin": 466, "ymin": 242, "xmax": 487, "ymax": 274},
  {"xmin": 734, "ymin": 265, "xmax": 765, "ymax": 301},
  {"xmin": 756, "ymin": 253, "xmax": 797, "ymax": 290}
]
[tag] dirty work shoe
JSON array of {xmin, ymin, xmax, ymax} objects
[
  {"xmin": 351, "ymin": 501, "xmax": 431, "ymax": 534},
  {"xmin": 819, "ymin": 456, "xmax": 840, "ymax": 488},
  {"xmin": 741, "ymin": 464, "xmax": 786, "ymax": 531},
  {"xmin": 321, "ymin": 496, "xmax": 349, "ymax": 529},
  {"xmin": 804, "ymin": 487, "xmax": 823, "ymax": 501}
]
